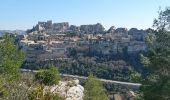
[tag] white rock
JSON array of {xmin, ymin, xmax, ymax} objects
[
  {"xmin": 74, "ymin": 79, "xmax": 79, "ymax": 85},
  {"xmin": 47, "ymin": 79, "xmax": 84, "ymax": 100}
]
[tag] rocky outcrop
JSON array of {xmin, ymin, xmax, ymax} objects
[{"xmin": 46, "ymin": 79, "xmax": 84, "ymax": 100}]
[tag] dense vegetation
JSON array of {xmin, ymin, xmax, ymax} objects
[
  {"xmin": 0, "ymin": 33, "xmax": 110, "ymax": 100},
  {"xmin": 0, "ymin": 34, "xmax": 25, "ymax": 99},
  {"xmin": 23, "ymin": 58, "xmax": 131, "ymax": 82},
  {"xmin": 22, "ymin": 40, "xmax": 144, "ymax": 82},
  {"xmin": 0, "ymin": 34, "xmax": 63, "ymax": 100},
  {"xmin": 137, "ymin": 8, "xmax": 170, "ymax": 100},
  {"xmin": 0, "ymin": 34, "xmax": 25, "ymax": 81}
]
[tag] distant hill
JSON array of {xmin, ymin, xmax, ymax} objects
[{"xmin": 0, "ymin": 30, "xmax": 26, "ymax": 36}]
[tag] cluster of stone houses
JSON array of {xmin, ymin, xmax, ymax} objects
[{"xmin": 19, "ymin": 20, "xmax": 149, "ymax": 63}]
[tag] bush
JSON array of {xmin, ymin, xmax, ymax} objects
[
  {"xmin": 28, "ymin": 84, "xmax": 63, "ymax": 100},
  {"xmin": 35, "ymin": 66, "xmax": 60, "ymax": 85}
]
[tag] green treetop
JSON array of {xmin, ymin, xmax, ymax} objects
[
  {"xmin": 140, "ymin": 7, "xmax": 170, "ymax": 100},
  {"xmin": 84, "ymin": 74, "xmax": 108, "ymax": 100},
  {"xmin": 0, "ymin": 33, "xmax": 25, "ymax": 81},
  {"xmin": 35, "ymin": 66, "xmax": 61, "ymax": 85}
]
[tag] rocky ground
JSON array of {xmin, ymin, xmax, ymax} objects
[{"xmin": 45, "ymin": 79, "xmax": 84, "ymax": 100}]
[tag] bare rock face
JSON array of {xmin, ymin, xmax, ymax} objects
[
  {"xmin": 80, "ymin": 23, "xmax": 105, "ymax": 34},
  {"xmin": 47, "ymin": 79, "xmax": 84, "ymax": 100},
  {"xmin": 66, "ymin": 85, "xmax": 84, "ymax": 100}
]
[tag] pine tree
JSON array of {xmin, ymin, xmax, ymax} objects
[
  {"xmin": 0, "ymin": 33, "xmax": 25, "ymax": 81},
  {"xmin": 0, "ymin": 33, "xmax": 25, "ymax": 98},
  {"xmin": 140, "ymin": 8, "xmax": 170, "ymax": 100}
]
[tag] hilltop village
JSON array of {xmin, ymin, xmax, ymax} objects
[{"xmin": 18, "ymin": 20, "xmax": 150, "ymax": 64}]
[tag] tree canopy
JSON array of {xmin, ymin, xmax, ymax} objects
[
  {"xmin": 0, "ymin": 33, "xmax": 25, "ymax": 81},
  {"xmin": 84, "ymin": 74, "xmax": 108, "ymax": 100},
  {"xmin": 140, "ymin": 7, "xmax": 170, "ymax": 100},
  {"xmin": 35, "ymin": 66, "xmax": 60, "ymax": 85}
]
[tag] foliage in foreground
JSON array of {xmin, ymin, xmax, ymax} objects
[
  {"xmin": 0, "ymin": 34, "xmax": 62, "ymax": 100},
  {"xmin": 28, "ymin": 84, "xmax": 63, "ymax": 100},
  {"xmin": 0, "ymin": 33, "xmax": 25, "ymax": 99},
  {"xmin": 0, "ymin": 33, "xmax": 25, "ymax": 81},
  {"xmin": 35, "ymin": 66, "xmax": 61, "ymax": 86},
  {"xmin": 84, "ymin": 74, "xmax": 108, "ymax": 100},
  {"xmin": 140, "ymin": 7, "xmax": 170, "ymax": 100}
]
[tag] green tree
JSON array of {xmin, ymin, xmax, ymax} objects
[
  {"xmin": 84, "ymin": 74, "xmax": 108, "ymax": 100},
  {"xmin": 0, "ymin": 33, "xmax": 25, "ymax": 99},
  {"xmin": 129, "ymin": 68, "xmax": 142, "ymax": 83},
  {"xmin": 35, "ymin": 66, "xmax": 61, "ymax": 85},
  {"xmin": 140, "ymin": 7, "xmax": 170, "ymax": 100},
  {"xmin": 0, "ymin": 33, "xmax": 25, "ymax": 81}
]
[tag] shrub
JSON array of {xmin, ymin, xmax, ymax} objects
[{"xmin": 35, "ymin": 66, "xmax": 60, "ymax": 85}]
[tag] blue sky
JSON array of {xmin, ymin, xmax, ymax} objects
[{"xmin": 0, "ymin": 0, "xmax": 170, "ymax": 30}]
